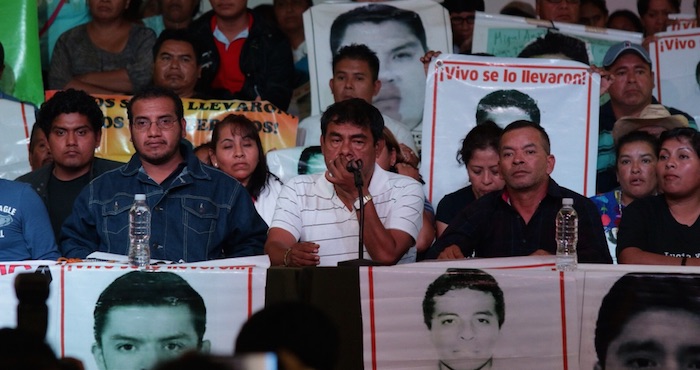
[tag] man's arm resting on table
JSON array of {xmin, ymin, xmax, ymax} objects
[
  {"xmin": 265, "ymin": 227, "xmax": 319, "ymax": 267},
  {"xmin": 359, "ymin": 200, "xmax": 415, "ymax": 265},
  {"xmin": 437, "ymin": 245, "xmax": 465, "ymax": 259}
]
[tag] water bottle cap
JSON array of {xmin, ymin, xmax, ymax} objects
[
  {"xmin": 134, "ymin": 194, "xmax": 146, "ymax": 201},
  {"xmin": 562, "ymin": 198, "xmax": 573, "ymax": 206}
]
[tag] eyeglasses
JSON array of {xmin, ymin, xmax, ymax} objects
[
  {"xmin": 450, "ymin": 16, "xmax": 475, "ymax": 25},
  {"xmin": 544, "ymin": 0, "xmax": 581, "ymax": 4},
  {"xmin": 132, "ymin": 117, "xmax": 178, "ymax": 131}
]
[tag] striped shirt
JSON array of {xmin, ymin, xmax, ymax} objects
[{"xmin": 270, "ymin": 164, "xmax": 424, "ymax": 266}]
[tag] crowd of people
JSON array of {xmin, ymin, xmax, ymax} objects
[
  {"xmin": 0, "ymin": 0, "xmax": 698, "ymax": 266},
  {"xmin": 3, "ymin": 1, "xmax": 700, "ymax": 369}
]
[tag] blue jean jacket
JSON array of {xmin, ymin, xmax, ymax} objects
[{"xmin": 59, "ymin": 145, "xmax": 267, "ymax": 262}]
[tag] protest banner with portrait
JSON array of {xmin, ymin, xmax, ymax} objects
[
  {"xmin": 578, "ymin": 268, "xmax": 700, "ymax": 370},
  {"xmin": 650, "ymin": 29, "xmax": 700, "ymax": 124},
  {"xmin": 303, "ymin": 0, "xmax": 451, "ymax": 133},
  {"xmin": 421, "ymin": 54, "xmax": 600, "ymax": 205},
  {"xmin": 472, "ymin": 12, "xmax": 642, "ymax": 66},
  {"xmin": 49, "ymin": 264, "xmax": 267, "ymax": 370},
  {"xmin": 360, "ymin": 263, "xmax": 579, "ymax": 369}
]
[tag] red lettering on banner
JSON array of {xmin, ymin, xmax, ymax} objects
[
  {"xmin": 521, "ymin": 70, "xmax": 586, "ymax": 85},
  {"xmin": 660, "ymin": 38, "xmax": 697, "ymax": 52},
  {"xmin": 440, "ymin": 66, "xmax": 479, "ymax": 81},
  {"xmin": 669, "ymin": 20, "xmax": 697, "ymax": 31},
  {"xmin": 0, "ymin": 265, "xmax": 32, "ymax": 276}
]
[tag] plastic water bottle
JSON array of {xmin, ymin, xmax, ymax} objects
[
  {"xmin": 556, "ymin": 198, "xmax": 578, "ymax": 272},
  {"xmin": 128, "ymin": 194, "xmax": 151, "ymax": 268}
]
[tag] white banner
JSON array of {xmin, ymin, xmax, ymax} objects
[
  {"xmin": 668, "ymin": 13, "xmax": 698, "ymax": 32},
  {"xmin": 0, "ymin": 99, "xmax": 35, "ymax": 180},
  {"xmin": 0, "ymin": 263, "xmax": 270, "ymax": 370},
  {"xmin": 421, "ymin": 55, "xmax": 600, "ymax": 205},
  {"xmin": 304, "ymin": 0, "xmax": 451, "ymax": 130},
  {"xmin": 650, "ymin": 29, "xmax": 700, "ymax": 124},
  {"xmin": 360, "ymin": 264, "xmax": 579, "ymax": 369},
  {"xmin": 472, "ymin": 12, "xmax": 643, "ymax": 66}
]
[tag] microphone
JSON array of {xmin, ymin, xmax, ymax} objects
[{"xmin": 346, "ymin": 159, "xmax": 363, "ymax": 173}]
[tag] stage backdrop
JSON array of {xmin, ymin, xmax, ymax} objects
[
  {"xmin": 650, "ymin": 28, "xmax": 700, "ymax": 125},
  {"xmin": 421, "ymin": 55, "xmax": 600, "ymax": 205}
]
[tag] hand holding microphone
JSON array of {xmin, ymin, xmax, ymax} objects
[{"xmin": 345, "ymin": 159, "xmax": 363, "ymax": 173}]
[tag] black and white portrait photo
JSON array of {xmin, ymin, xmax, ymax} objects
[{"xmin": 360, "ymin": 265, "xmax": 578, "ymax": 369}]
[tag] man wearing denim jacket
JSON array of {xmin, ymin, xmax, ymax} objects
[{"xmin": 60, "ymin": 86, "xmax": 267, "ymax": 262}]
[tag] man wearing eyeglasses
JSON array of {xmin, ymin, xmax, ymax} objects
[
  {"xmin": 442, "ymin": 0, "xmax": 484, "ymax": 55},
  {"xmin": 60, "ymin": 86, "xmax": 268, "ymax": 262},
  {"xmin": 536, "ymin": 0, "xmax": 580, "ymax": 23}
]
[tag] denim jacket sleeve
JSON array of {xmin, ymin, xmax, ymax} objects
[{"xmin": 220, "ymin": 187, "xmax": 267, "ymax": 258}]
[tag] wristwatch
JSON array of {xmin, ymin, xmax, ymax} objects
[{"xmin": 353, "ymin": 194, "xmax": 373, "ymax": 210}]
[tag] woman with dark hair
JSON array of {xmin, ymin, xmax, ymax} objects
[
  {"xmin": 618, "ymin": 127, "xmax": 700, "ymax": 265},
  {"xmin": 210, "ymin": 114, "xmax": 282, "ymax": 226},
  {"xmin": 435, "ymin": 122, "xmax": 504, "ymax": 237},
  {"xmin": 590, "ymin": 131, "xmax": 659, "ymax": 263},
  {"xmin": 606, "ymin": 9, "xmax": 644, "ymax": 33}
]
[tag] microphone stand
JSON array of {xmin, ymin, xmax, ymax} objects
[{"xmin": 338, "ymin": 160, "xmax": 382, "ymax": 267}]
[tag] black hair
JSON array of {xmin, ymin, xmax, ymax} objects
[
  {"xmin": 500, "ymin": 1, "xmax": 536, "ymax": 18},
  {"xmin": 502, "ymin": 120, "xmax": 551, "ymax": 154},
  {"xmin": 614, "ymin": 130, "xmax": 659, "ymax": 170},
  {"xmin": 595, "ymin": 273, "xmax": 700, "ymax": 369},
  {"xmin": 458, "ymin": 121, "xmax": 503, "ymax": 165},
  {"xmin": 37, "ymin": 89, "xmax": 104, "ymax": 138},
  {"xmin": 330, "ymin": 4, "xmax": 427, "ymax": 55},
  {"xmin": 606, "ymin": 9, "xmax": 644, "ymax": 33},
  {"xmin": 637, "ymin": 0, "xmax": 680, "ymax": 16},
  {"xmin": 518, "ymin": 31, "xmax": 591, "ymax": 65},
  {"xmin": 127, "ymin": 86, "xmax": 184, "ymax": 124},
  {"xmin": 211, "ymin": 114, "xmax": 273, "ymax": 199},
  {"xmin": 581, "ymin": 0, "xmax": 609, "ymax": 15},
  {"xmin": 0, "ymin": 41, "xmax": 4, "ymax": 65},
  {"xmin": 442, "ymin": 0, "xmax": 485, "ymax": 13},
  {"xmin": 476, "ymin": 89, "xmax": 541, "ymax": 125},
  {"xmin": 235, "ymin": 301, "xmax": 339, "ymax": 370},
  {"xmin": 298, "ymin": 145, "xmax": 323, "ymax": 175},
  {"xmin": 273, "ymin": 0, "xmax": 314, "ymax": 10},
  {"xmin": 153, "ymin": 28, "xmax": 202, "ymax": 65},
  {"xmin": 332, "ymin": 44, "xmax": 380, "ymax": 82},
  {"xmin": 659, "ymin": 127, "xmax": 700, "ymax": 158},
  {"xmin": 29, "ymin": 124, "xmax": 46, "ymax": 154},
  {"xmin": 422, "ymin": 268, "xmax": 505, "ymax": 330},
  {"xmin": 320, "ymin": 98, "xmax": 384, "ymax": 144},
  {"xmin": 93, "ymin": 271, "xmax": 206, "ymax": 347}
]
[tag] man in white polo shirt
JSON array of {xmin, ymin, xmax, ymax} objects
[{"xmin": 265, "ymin": 98, "xmax": 424, "ymax": 266}]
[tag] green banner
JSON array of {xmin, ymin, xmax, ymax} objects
[{"xmin": 0, "ymin": 0, "xmax": 44, "ymax": 107}]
